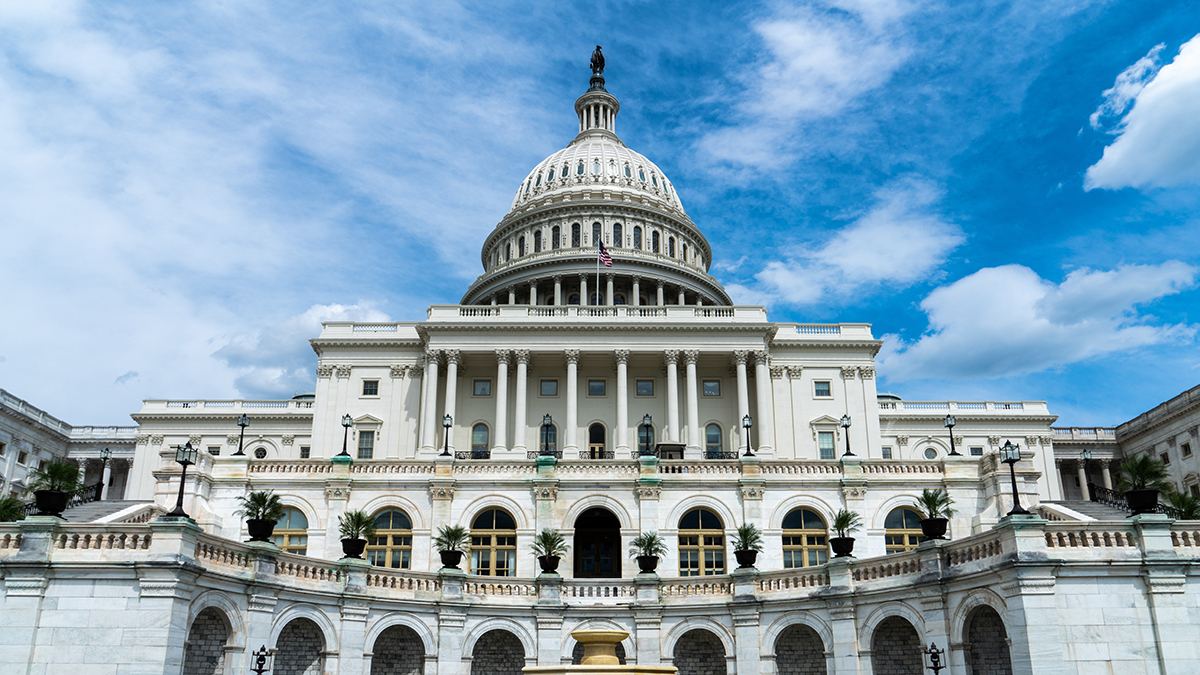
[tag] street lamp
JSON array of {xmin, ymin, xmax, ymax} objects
[
  {"xmin": 742, "ymin": 414, "xmax": 754, "ymax": 457},
  {"xmin": 541, "ymin": 414, "xmax": 555, "ymax": 457},
  {"xmin": 840, "ymin": 414, "xmax": 854, "ymax": 457},
  {"xmin": 441, "ymin": 414, "xmax": 453, "ymax": 457},
  {"xmin": 944, "ymin": 414, "xmax": 961, "ymax": 456},
  {"xmin": 921, "ymin": 642, "xmax": 947, "ymax": 674},
  {"xmin": 639, "ymin": 414, "xmax": 653, "ymax": 457},
  {"xmin": 1000, "ymin": 440, "xmax": 1029, "ymax": 516},
  {"xmin": 163, "ymin": 442, "xmax": 198, "ymax": 519},
  {"xmin": 250, "ymin": 644, "xmax": 273, "ymax": 675},
  {"xmin": 98, "ymin": 447, "xmax": 112, "ymax": 501},
  {"xmin": 233, "ymin": 413, "xmax": 250, "ymax": 456},
  {"xmin": 337, "ymin": 414, "xmax": 353, "ymax": 458}
]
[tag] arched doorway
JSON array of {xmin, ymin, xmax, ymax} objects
[
  {"xmin": 871, "ymin": 616, "xmax": 922, "ymax": 675},
  {"xmin": 775, "ymin": 624, "xmax": 826, "ymax": 675},
  {"xmin": 965, "ymin": 606, "xmax": 1013, "ymax": 675},
  {"xmin": 587, "ymin": 423, "xmax": 607, "ymax": 459},
  {"xmin": 183, "ymin": 608, "xmax": 230, "ymax": 675},
  {"xmin": 572, "ymin": 640, "xmax": 626, "ymax": 664},
  {"xmin": 673, "ymin": 629, "xmax": 725, "ymax": 675},
  {"xmin": 275, "ymin": 618, "xmax": 325, "ymax": 675},
  {"xmin": 470, "ymin": 629, "xmax": 525, "ymax": 675},
  {"xmin": 574, "ymin": 507, "xmax": 620, "ymax": 578},
  {"xmin": 371, "ymin": 624, "xmax": 425, "ymax": 675}
]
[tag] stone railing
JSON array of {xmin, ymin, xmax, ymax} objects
[
  {"xmin": 141, "ymin": 399, "xmax": 316, "ymax": 412},
  {"xmin": 462, "ymin": 579, "xmax": 538, "ymax": 599},
  {"xmin": 658, "ymin": 460, "xmax": 741, "ymax": 475},
  {"xmin": 424, "ymin": 304, "xmax": 771, "ymax": 323},
  {"xmin": 756, "ymin": 568, "xmax": 829, "ymax": 594},
  {"xmin": 1042, "ymin": 523, "xmax": 1140, "ymax": 557},
  {"xmin": 249, "ymin": 462, "xmax": 334, "ymax": 475},
  {"xmin": 364, "ymin": 569, "xmax": 441, "ymax": 594},
  {"xmin": 878, "ymin": 400, "xmax": 1048, "ymax": 413},
  {"xmin": 563, "ymin": 579, "xmax": 636, "ymax": 604},
  {"xmin": 1170, "ymin": 524, "xmax": 1200, "ymax": 549},
  {"xmin": 851, "ymin": 549, "xmax": 921, "ymax": 582},
  {"xmin": 660, "ymin": 577, "xmax": 733, "ymax": 600},
  {"xmin": 352, "ymin": 462, "xmax": 435, "ymax": 475},
  {"xmin": 860, "ymin": 461, "xmax": 943, "ymax": 475}
]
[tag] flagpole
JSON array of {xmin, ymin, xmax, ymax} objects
[{"xmin": 596, "ymin": 240, "xmax": 600, "ymax": 306}]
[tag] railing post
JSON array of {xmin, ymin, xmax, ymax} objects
[
  {"xmin": 634, "ymin": 571, "xmax": 663, "ymax": 665},
  {"xmin": 535, "ymin": 572, "xmax": 564, "ymax": 665},
  {"xmin": 437, "ymin": 569, "xmax": 467, "ymax": 675},
  {"xmin": 823, "ymin": 558, "xmax": 860, "ymax": 675}
]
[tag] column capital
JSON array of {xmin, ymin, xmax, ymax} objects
[
  {"xmin": 857, "ymin": 366, "xmax": 875, "ymax": 379},
  {"xmin": 657, "ymin": 280, "xmax": 665, "ymax": 289},
  {"xmin": 683, "ymin": 350, "xmax": 699, "ymax": 365},
  {"xmin": 664, "ymin": 350, "xmax": 679, "ymax": 365},
  {"xmin": 425, "ymin": 349, "xmax": 442, "ymax": 364},
  {"xmin": 390, "ymin": 364, "xmax": 408, "ymax": 379},
  {"xmin": 840, "ymin": 366, "xmax": 857, "ymax": 379},
  {"xmin": 615, "ymin": 349, "xmax": 630, "ymax": 364},
  {"xmin": 335, "ymin": 364, "xmax": 353, "ymax": 378},
  {"xmin": 553, "ymin": 274, "xmax": 564, "ymax": 283},
  {"xmin": 317, "ymin": 364, "xmax": 334, "ymax": 378},
  {"xmin": 495, "ymin": 349, "xmax": 511, "ymax": 365},
  {"xmin": 731, "ymin": 350, "xmax": 749, "ymax": 366},
  {"xmin": 753, "ymin": 350, "xmax": 770, "ymax": 366},
  {"xmin": 631, "ymin": 274, "xmax": 642, "ymax": 283},
  {"xmin": 444, "ymin": 349, "xmax": 461, "ymax": 366},
  {"xmin": 565, "ymin": 349, "xmax": 580, "ymax": 365},
  {"xmin": 579, "ymin": 273, "xmax": 589, "ymax": 283},
  {"xmin": 529, "ymin": 279, "xmax": 538, "ymax": 288},
  {"xmin": 515, "ymin": 349, "xmax": 531, "ymax": 365},
  {"xmin": 769, "ymin": 366, "xmax": 785, "ymax": 379},
  {"xmin": 606, "ymin": 272, "xmax": 615, "ymax": 281},
  {"xmin": 409, "ymin": 362, "xmax": 424, "ymax": 375}
]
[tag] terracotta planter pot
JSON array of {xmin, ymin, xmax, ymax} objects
[
  {"xmin": 1125, "ymin": 489, "xmax": 1160, "ymax": 516},
  {"xmin": 341, "ymin": 537, "xmax": 367, "ymax": 559},
  {"xmin": 734, "ymin": 549, "xmax": 758, "ymax": 569},
  {"xmin": 33, "ymin": 490, "xmax": 69, "ymax": 517},
  {"xmin": 246, "ymin": 519, "xmax": 276, "ymax": 542},
  {"xmin": 829, "ymin": 536, "xmax": 856, "ymax": 558},
  {"xmin": 537, "ymin": 555, "xmax": 561, "ymax": 573},
  {"xmin": 636, "ymin": 555, "xmax": 659, "ymax": 573},
  {"xmin": 440, "ymin": 549, "xmax": 464, "ymax": 570},
  {"xmin": 920, "ymin": 517, "xmax": 949, "ymax": 540}
]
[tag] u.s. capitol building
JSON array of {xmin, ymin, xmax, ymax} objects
[{"xmin": 2, "ymin": 53, "xmax": 1197, "ymax": 675}]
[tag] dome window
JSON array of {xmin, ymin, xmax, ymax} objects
[
  {"xmin": 506, "ymin": 244, "xmax": 512, "ymax": 262},
  {"xmin": 652, "ymin": 174, "xmax": 659, "ymax": 187},
  {"xmin": 577, "ymin": 162, "xmax": 585, "ymax": 176},
  {"xmin": 568, "ymin": 293, "xmax": 580, "ymax": 305},
  {"xmin": 633, "ymin": 226, "xmax": 642, "ymax": 249},
  {"xmin": 518, "ymin": 236, "xmax": 526, "ymax": 257},
  {"xmin": 624, "ymin": 165, "xmax": 631, "ymax": 178},
  {"xmin": 651, "ymin": 231, "xmax": 660, "ymax": 253},
  {"xmin": 548, "ymin": 167, "xmax": 555, "ymax": 181},
  {"xmin": 613, "ymin": 223, "xmax": 622, "ymax": 248},
  {"xmin": 571, "ymin": 223, "xmax": 581, "ymax": 247},
  {"xmin": 592, "ymin": 222, "xmax": 602, "ymax": 245},
  {"xmin": 682, "ymin": 243, "xmax": 688, "ymax": 262},
  {"xmin": 551, "ymin": 225, "xmax": 561, "ymax": 249},
  {"xmin": 592, "ymin": 160, "xmax": 601, "ymax": 175},
  {"xmin": 669, "ymin": 236, "xmax": 676, "ymax": 258},
  {"xmin": 638, "ymin": 168, "xmax": 646, "ymax": 182},
  {"xmin": 533, "ymin": 231, "xmax": 542, "ymax": 253},
  {"xmin": 535, "ymin": 174, "xmax": 541, "ymax": 187}
]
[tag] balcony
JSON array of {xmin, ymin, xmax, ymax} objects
[
  {"xmin": 878, "ymin": 400, "xmax": 1050, "ymax": 414},
  {"xmin": 138, "ymin": 399, "xmax": 316, "ymax": 414}
]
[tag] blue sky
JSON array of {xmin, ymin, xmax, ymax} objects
[{"xmin": 1, "ymin": 1, "xmax": 1197, "ymax": 427}]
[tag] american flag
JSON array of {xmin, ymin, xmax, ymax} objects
[{"xmin": 598, "ymin": 240, "xmax": 613, "ymax": 267}]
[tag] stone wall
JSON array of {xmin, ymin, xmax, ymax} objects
[
  {"xmin": 673, "ymin": 629, "xmax": 725, "ymax": 675},
  {"xmin": 870, "ymin": 617, "xmax": 922, "ymax": 675},
  {"xmin": 775, "ymin": 624, "xmax": 826, "ymax": 675},
  {"xmin": 966, "ymin": 606, "xmax": 1012, "ymax": 675},
  {"xmin": 275, "ymin": 618, "xmax": 325, "ymax": 675},
  {"xmin": 470, "ymin": 630, "xmax": 524, "ymax": 675},
  {"xmin": 183, "ymin": 608, "xmax": 229, "ymax": 675},
  {"xmin": 371, "ymin": 625, "xmax": 425, "ymax": 675}
]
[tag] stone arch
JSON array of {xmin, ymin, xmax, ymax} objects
[
  {"xmin": 964, "ymin": 605, "xmax": 1013, "ymax": 675},
  {"xmin": 870, "ymin": 495, "xmax": 924, "ymax": 530},
  {"xmin": 371, "ymin": 624, "xmax": 426, "ymax": 675},
  {"xmin": 187, "ymin": 590, "xmax": 245, "ymax": 645},
  {"xmin": 562, "ymin": 494, "xmax": 634, "ymax": 530},
  {"xmin": 183, "ymin": 607, "xmax": 231, "ymax": 675},
  {"xmin": 270, "ymin": 604, "xmax": 339, "ymax": 654},
  {"xmin": 664, "ymin": 496, "xmax": 738, "ymax": 533},
  {"xmin": 768, "ymin": 495, "xmax": 839, "ymax": 530},
  {"xmin": 671, "ymin": 628, "xmax": 728, "ymax": 675},
  {"xmin": 274, "ymin": 617, "xmax": 327, "ymax": 675},
  {"xmin": 469, "ymin": 628, "xmax": 528, "ymax": 675},
  {"xmin": 950, "ymin": 589, "xmax": 1008, "ymax": 644},
  {"xmin": 774, "ymin": 623, "xmax": 827, "ymax": 675},
  {"xmin": 365, "ymin": 613, "xmax": 437, "ymax": 657},
  {"xmin": 462, "ymin": 617, "xmax": 536, "ymax": 660},
  {"xmin": 869, "ymin": 616, "xmax": 923, "ymax": 675},
  {"xmin": 359, "ymin": 495, "xmax": 428, "ymax": 530},
  {"xmin": 860, "ymin": 602, "xmax": 926, "ymax": 641},
  {"xmin": 275, "ymin": 495, "xmax": 322, "ymax": 531},
  {"xmin": 662, "ymin": 618, "xmax": 735, "ymax": 661},
  {"xmin": 460, "ymin": 494, "xmax": 531, "ymax": 530},
  {"xmin": 561, "ymin": 619, "xmax": 636, "ymax": 663},
  {"xmin": 762, "ymin": 614, "xmax": 833, "ymax": 658}
]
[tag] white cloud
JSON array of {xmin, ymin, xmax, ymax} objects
[
  {"xmin": 879, "ymin": 262, "xmax": 1198, "ymax": 381},
  {"xmin": 747, "ymin": 178, "xmax": 963, "ymax": 305},
  {"xmin": 1088, "ymin": 43, "xmax": 1164, "ymax": 131},
  {"xmin": 1085, "ymin": 35, "xmax": 1200, "ymax": 190}
]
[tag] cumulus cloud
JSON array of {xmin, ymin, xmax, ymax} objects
[
  {"xmin": 879, "ymin": 262, "xmax": 1198, "ymax": 381},
  {"xmin": 214, "ymin": 303, "xmax": 390, "ymax": 399},
  {"xmin": 745, "ymin": 178, "xmax": 963, "ymax": 305},
  {"xmin": 1085, "ymin": 35, "xmax": 1200, "ymax": 190}
]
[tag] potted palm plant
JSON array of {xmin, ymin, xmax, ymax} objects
[
  {"xmin": 338, "ymin": 510, "xmax": 376, "ymax": 559},
  {"xmin": 1118, "ymin": 455, "xmax": 1172, "ymax": 515},
  {"xmin": 0, "ymin": 495, "xmax": 26, "ymax": 522},
  {"xmin": 1166, "ymin": 492, "xmax": 1200, "ymax": 520},
  {"xmin": 235, "ymin": 490, "xmax": 285, "ymax": 542},
  {"xmin": 916, "ymin": 489, "xmax": 955, "ymax": 540},
  {"xmin": 27, "ymin": 460, "xmax": 85, "ymax": 517},
  {"xmin": 530, "ymin": 528, "xmax": 569, "ymax": 573},
  {"xmin": 434, "ymin": 524, "xmax": 470, "ymax": 569},
  {"xmin": 731, "ymin": 523, "xmax": 763, "ymax": 569},
  {"xmin": 829, "ymin": 508, "xmax": 862, "ymax": 558},
  {"xmin": 629, "ymin": 531, "xmax": 668, "ymax": 573}
]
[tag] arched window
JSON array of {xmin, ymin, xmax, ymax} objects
[
  {"xmin": 652, "ymin": 173, "xmax": 659, "ymax": 187},
  {"xmin": 678, "ymin": 508, "xmax": 725, "ymax": 576},
  {"xmin": 652, "ymin": 231, "xmax": 660, "ymax": 253},
  {"xmin": 471, "ymin": 509, "xmax": 517, "ymax": 576},
  {"xmin": 367, "ymin": 509, "xmax": 412, "ymax": 569},
  {"xmin": 571, "ymin": 223, "xmax": 581, "ymax": 247},
  {"xmin": 533, "ymin": 230, "xmax": 542, "ymax": 253},
  {"xmin": 682, "ymin": 243, "xmax": 688, "ymax": 262},
  {"xmin": 638, "ymin": 168, "xmax": 646, "ymax": 182},
  {"xmin": 669, "ymin": 236, "xmax": 676, "ymax": 257},
  {"xmin": 271, "ymin": 508, "xmax": 309, "ymax": 555},
  {"xmin": 593, "ymin": 160, "xmax": 601, "ymax": 175},
  {"xmin": 705, "ymin": 424, "xmax": 723, "ymax": 457},
  {"xmin": 592, "ymin": 222, "xmax": 601, "ymax": 246},
  {"xmin": 614, "ymin": 293, "xmax": 626, "ymax": 305},
  {"xmin": 534, "ymin": 173, "xmax": 541, "ymax": 187},
  {"xmin": 587, "ymin": 423, "xmax": 606, "ymax": 459},
  {"xmin": 633, "ymin": 226, "xmax": 642, "ymax": 249},
  {"xmin": 781, "ymin": 508, "xmax": 828, "ymax": 568},
  {"xmin": 577, "ymin": 161, "xmax": 585, "ymax": 176},
  {"xmin": 472, "ymin": 424, "xmax": 489, "ymax": 456},
  {"xmin": 518, "ymin": 236, "xmax": 526, "ymax": 256},
  {"xmin": 613, "ymin": 223, "xmax": 622, "ymax": 247},
  {"xmin": 552, "ymin": 225, "xmax": 561, "ymax": 249},
  {"xmin": 505, "ymin": 244, "xmax": 511, "ymax": 262},
  {"xmin": 624, "ymin": 164, "xmax": 631, "ymax": 178},
  {"xmin": 885, "ymin": 507, "xmax": 924, "ymax": 554},
  {"xmin": 548, "ymin": 167, "xmax": 555, "ymax": 181},
  {"xmin": 568, "ymin": 293, "xmax": 580, "ymax": 305}
]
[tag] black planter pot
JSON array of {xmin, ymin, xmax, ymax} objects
[
  {"xmin": 341, "ymin": 537, "xmax": 367, "ymax": 559},
  {"xmin": 829, "ymin": 536, "xmax": 856, "ymax": 558},
  {"xmin": 734, "ymin": 549, "xmax": 758, "ymax": 569},
  {"xmin": 1125, "ymin": 489, "xmax": 1160, "ymax": 516},
  {"xmin": 537, "ymin": 555, "xmax": 561, "ymax": 573},
  {"xmin": 440, "ymin": 549, "xmax": 464, "ymax": 570},
  {"xmin": 920, "ymin": 517, "xmax": 949, "ymax": 540},
  {"xmin": 636, "ymin": 555, "xmax": 659, "ymax": 573},
  {"xmin": 246, "ymin": 519, "xmax": 276, "ymax": 542},
  {"xmin": 33, "ymin": 490, "xmax": 69, "ymax": 517}
]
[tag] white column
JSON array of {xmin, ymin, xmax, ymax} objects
[
  {"xmin": 1102, "ymin": 462, "xmax": 1113, "ymax": 490},
  {"xmin": 508, "ymin": 286, "xmax": 516, "ymax": 305},
  {"xmin": 100, "ymin": 461, "xmax": 112, "ymax": 500},
  {"xmin": 678, "ymin": 287, "xmax": 686, "ymax": 305},
  {"xmin": 420, "ymin": 351, "xmax": 440, "ymax": 452},
  {"xmin": 443, "ymin": 350, "xmax": 460, "ymax": 452},
  {"xmin": 493, "ymin": 350, "xmax": 510, "ymax": 453},
  {"xmin": 1077, "ymin": 461, "xmax": 1090, "ymax": 501},
  {"xmin": 665, "ymin": 350, "xmax": 680, "ymax": 443},
  {"xmin": 632, "ymin": 276, "xmax": 641, "ymax": 306},
  {"xmin": 565, "ymin": 349, "xmax": 580, "ymax": 452},
  {"xmin": 580, "ymin": 275, "xmax": 589, "ymax": 307},
  {"xmin": 512, "ymin": 350, "xmax": 529, "ymax": 453},
  {"xmin": 387, "ymin": 365, "xmax": 408, "ymax": 459},
  {"xmin": 734, "ymin": 350, "xmax": 750, "ymax": 450},
  {"xmin": 606, "ymin": 273, "xmax": 614, "ymax": 306},
  {"xmin": 615, "ymin": 349, "xmax": 629, "ymax": 454},
  {"xmin": 753, "ymin": 350, "xmax": 774, "ymax": 454},
  {"xmin": 656, "ymin": 282, "xmax": 665, "ymax": 306},
  {"xmin": 684, "ymin": 350, "xmax": 701, "ymax": 456},
  {"xmin": 554, "ymin": 275, "xmax": 563, "ymax": 306},
  {"xmin": 529, "ymin": 281, "xmax": 538, "ymax": 306}
]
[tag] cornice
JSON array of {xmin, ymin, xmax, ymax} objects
[
  {"xmin": 879, "ymin": 414, "xmax": 1059, "ymax": 425},
  {"xmin": 131, "ymin": 412, "xmax": 314, "ymax": 423},
  {"xmin": 771, "ymin": 340, "xmax": 884, "ymax": 356},
  {"xmin": 417, "ymin": 322, "xmax": 778, "ymax": 336}
]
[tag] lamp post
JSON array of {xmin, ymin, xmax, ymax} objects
[
  {"xmin": 441, "ymin": 414, "xmax": 453, "ymax": 457},
  {"xmin": 1000, "ymin": 440, "xmax": 1029, "ymax": 516},
  {"xmin": 742, "ymin": 414, "xmax": 754, "ymax": 457},
  {"xmin": 921, "ymin": 642, "xmax": 947, "ymax": 674},
  {"xmin": 250, "ymin": 644, "xmax": 273, "ymax": 675},
  {"xmin": 541, "ymin": 414, "xmax": 555, "ymax": 457},
  {"xmin": 840, "ymin": 414, "xmax": 854, "ymax": 457},
  {"xmin": 233, "ymin": 413, "xmax": 250, "ymax": 456},
  {"xmin": 944, "ymin": 414, "xmax": 961, "ymax": 456},
  {"xmin": 337, "ymin": 414, "xmax": 353, "ymax": 458},
  {"xmin": 98, "ymin": 447, "xmax": 112, "ymax": 501},
  {"xmin": 163, "ymin": 442, "xmax": 198, "ymax": 519},
  {"xmin": 1080, "ymin": 448, "xmax": 1093, "ymax": 501},
  {"xmin": 639, "ymin": 414, "xmax": 653, "ymax": 457}
]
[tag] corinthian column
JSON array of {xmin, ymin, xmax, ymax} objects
[
  {"xmin": 733, "ymin": 351, "xmax": 750, "ymax": 449},
  {"xmin": 494, "ymin": 350, "xmax": 510, "ymax": 453},
  {"xmin": 684, "ymin": 350, "xmax": 701, "ymax": 458},
  {"xmin": 443, "ymin": 350, "xmax": 461, "ymax": 452},
  {"xmin": 665, "ymin": 350, "xmax": 680, "ymax": 443},
  {"xmin": 565, "ymin": 350, "xmax": 580, "ymax": 453},
  {"xmin": 753, "ymin": 350, "xmax": 774, "ymax": 455},
  {"xmin": 512, "ymin": 350, "xmax": 530, "ymax": 453},
  {"xmin": 615, "ymin": 349, "xmax": 630, "ymax": 453},
  {"xmin": 420, "ymin": 351, "xmax": 440, "ymax": 453}
]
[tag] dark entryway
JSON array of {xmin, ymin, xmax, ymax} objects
[
  {"xmin": 587, "ymin": 423, "xmax": 607, "ymax": 459},
  {"xmin": 574, "ymin": 507, "xmax": 621, "ymax": 578}
]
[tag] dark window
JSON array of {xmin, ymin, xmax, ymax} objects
[
  {"xmin": 1184, "ymin": 443, "xmax": 1193, "ymax": 458},
  {"xmin": 540, "ymin": 380, "xmax": 558, "ymax": 396},
  {"xmin": 814, "ymin": 381, "xmax": 831, "ymax": 397},
  {"xmin": 357, "ymin": 431, "xmax": 375, "ymax": 460},
  {"xmin": 970, "ymin": 446, "xmax": 983, "ymax": 456},
  {"xmin": 881, "ymin": 446, "xmax": 892, "ymax": 459},
  {"xmin": 613, "ymin": 223, "xmax": 622, "ymax": 247},
  {"xmin": 533, "ymin": 231, "xmax": 542, "ymax": 253},
  {"xmin": 362, "ymin": 380, "xmax": 378, "ymax": 396},
  {"xmin": 818, "ymin": 432, "xmax": 835, "ymax": 460},
  {"xmin": 207, "ymin": 446, "xmax": 220, "ymax": 456},
  {"xmin": 552, "ymin": 225, "xmax": 561, "ymax": 249},
  {"xmin": 588, "ymin": 380, "xmax": 606, "ymax": 396},
  {"xmin": 624, "ymin": 164, "xmax": 631, "ymax": 177},
  {"xmin": 548, "ymin": 167, "xmax": 555, "ymax": 181},
  {"xmin": 924, "ymin": 447, "xmax": 938, "ymax": 459},
  {"xmin": 705, "ymin": 424, "xmax": 722, "ymax": 455},
  {"xmin": 652, "ymin": 231, "xmax": 660, "ymax": 253},
  {"xmin": 592, "ymin": 222, "xmax": 601, "ymax": 246},
  {"xmin": 633, "ymin": 226, "xmax": 642, "ymax": 249},
  {"xmin": 474, "ymin": 380, "xmax": 492, "ymax": 396},
  {"xmin": 703, "ymin": 380, "xmax": 720, "ymax": 396},
  {"xmin": 636, "ymin": 380, "xmax": 654, "ymax": 396},
  {"xmin": 577, "ymin": 161, "xmax": 584, "ymax": 175},
  {"xmin": 572, "ymin": 223, "xmax": 581, "ymax": 247},
  {"xmin": 505, "ymin": 244, "xmax": 511, "ymax": 261},
  {"xmin": 254, "ymin": 447, "xmax": 267, "ymax": 460},
  {"xmin": 518, "ymin": 236, "xmax": 526, "ymax": 256},
  {"xmin": 299, "ymin": 446, "xmax": 311, "ymax": 459},
  {"xmin": 1161, "ymin": 452, "xmax": 1170, "ymax": 466},
  {"xmin": 472, "ymin": 424, "xmax": 489, "ymax": 453},
  {"xmin": 669, "ymin": 236, "xmax": 676, "ymax": 257}
]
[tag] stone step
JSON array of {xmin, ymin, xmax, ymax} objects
[
  {"xmin": 1044, "ymin": 500, "xmax": 1130, "ymax": 520},
  {"xmin": 62, "ymin": 500, "xmax": 152, "ymax": 523}
]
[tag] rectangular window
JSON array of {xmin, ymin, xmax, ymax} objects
[
  {"xmin": 588, "ymin": 380, "xmax": 606, "ymax": 397},
  {"xmin": 702, "ymin": 380, "xmax": 720, "ymax": 396},
  {"xmin": 818, "ymin": 432, "xmax": 835, "ymax": 460},
  {"xmin": 362, "ymin": 380, "xmax": 379, "ymax": 396},
  {"xmin": 474, "ymin": 379, "xmax": 492, "ymax": 396},
  {"xmin": 357, "ymin": 431, "xmax": 375, "ymax": 460},
  {"xmin": 0, "ymin": 442, "xmax": 6, "ymax": 456},
  {"xmin": 1161, "ymin": 452, "xmax": 1170, "ymax": 466},
  {"xmin": 1183, "ymin": 442, "xmax": 1192, "ymax": 458},
  {"xmin": 881, "ymin": 446, "xmax": 892, "ymax": 459},
  {"xmin": 1192, "ymin": 485, "xmax": 1200, "ymax": 498},
  {"xmin": 17, "ymin": 451, "xmax": 28, "ymax": 465},
  {"xmin": 207, "ymin": 446, "xmax": 221, "ymax": 456},
  {"xmin": 540, "ymin": 379, "xmax": 558, "ymax": 396},
  {"xmin": 636, "ymin": 380, "xmax": 654, "ymax": 396},
  {"xmin": 970, "ymin": 446, "xmax": 984, "ymax": 456},
  {"xmin": 814, "ymin": 381, "xmax": 832, "ymax": 397},
  {"xmin": 300, "ymin": 446, "xmax": 311, "ymax": 459}
]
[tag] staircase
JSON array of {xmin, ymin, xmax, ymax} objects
[
  {"xmin": 1043, "ymin": 500, "xmax": 1131, "ymax": 520},
  {"xmin": 61, "ymin": 500, "xmax": 152, "ymax": 523}
]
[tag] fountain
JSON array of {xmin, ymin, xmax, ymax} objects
[{"xmin": 523, "ymin": 629, "xmax": 678, "ymax": 675}]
